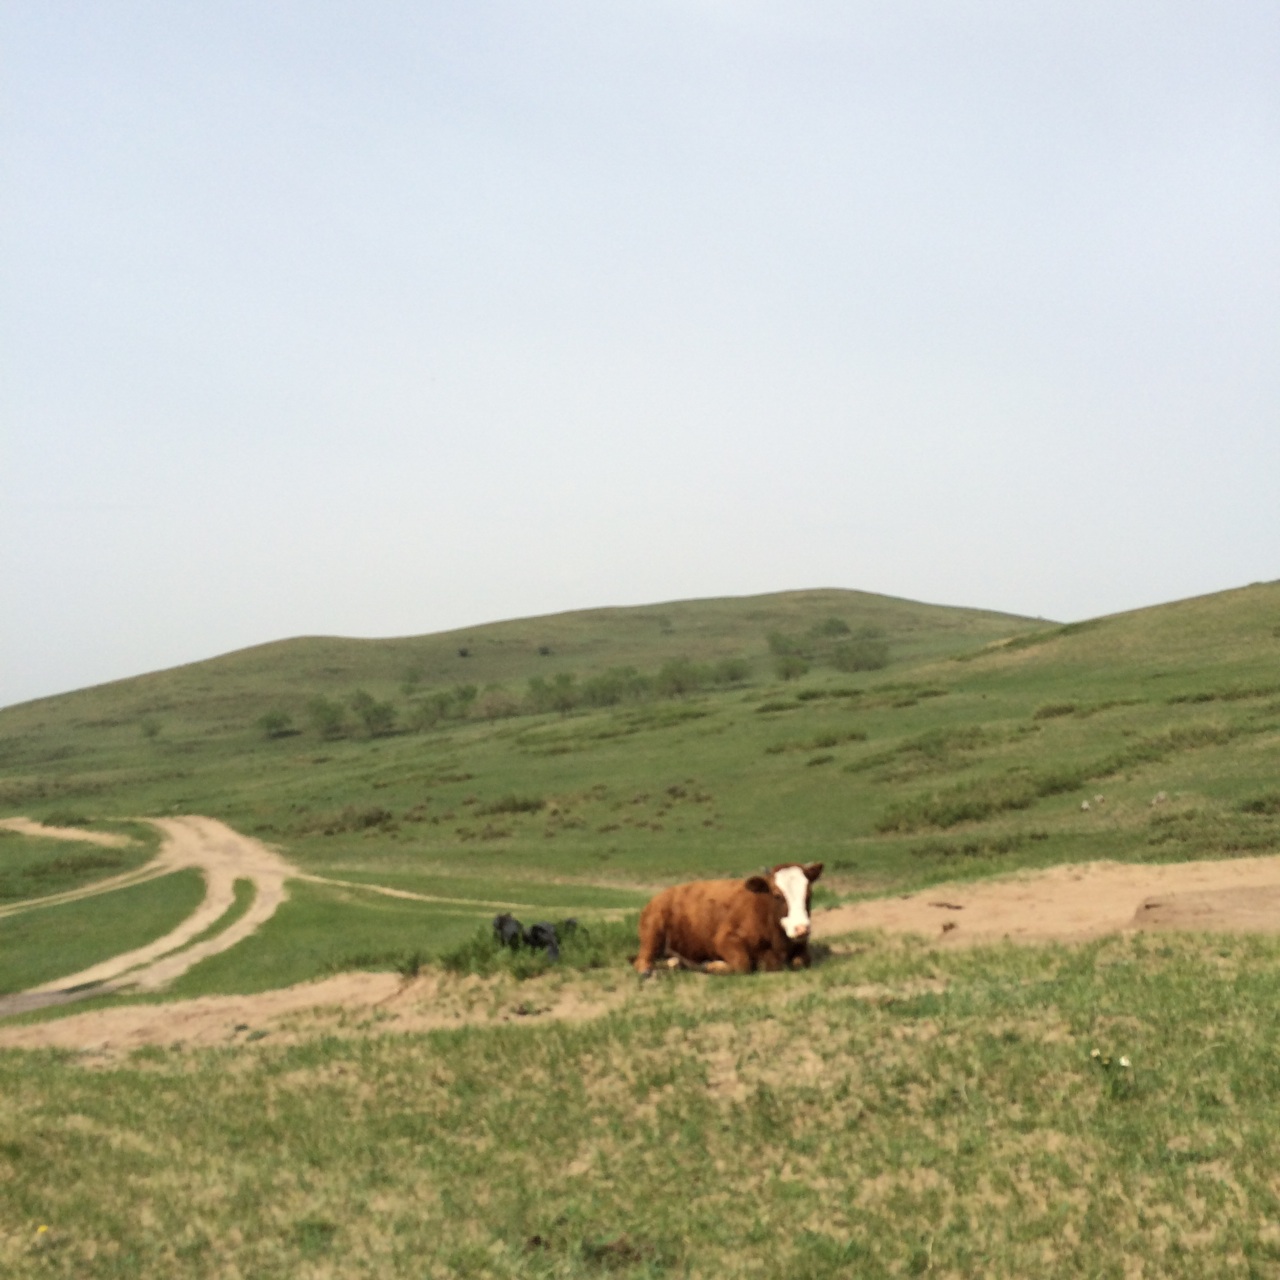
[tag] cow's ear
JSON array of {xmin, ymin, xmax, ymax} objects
[
  {"xmin": 743, "ymin": 875, "xmax": 772, "ymax": 894},
  {"xmin": 803, "ymin": 862, "xmax": 824, "ymax": 882}
]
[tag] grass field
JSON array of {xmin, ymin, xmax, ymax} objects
[
  {"xmin": 1, "ymin": 583, "xmax": 1279, "ymax": 995},
  {"xmin": 0, "ymin": 869, "xmax": 205, "ymax": 996},
  {"xmin": 2, "ymin": 581, "xmax": 1280, "ymax": 1275},
  {"xmin": 5, "ymin": 931, "xmax": 1280, "ymax": 1277}
]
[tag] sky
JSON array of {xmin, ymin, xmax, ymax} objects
[{"xmin": 3, "ymin": 1, "xmax": 1278, "ymax": 709}]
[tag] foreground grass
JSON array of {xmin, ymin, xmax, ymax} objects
[{"xmin": 5, "ymin": 931, "xmax": 1280, "ymax": 1277}]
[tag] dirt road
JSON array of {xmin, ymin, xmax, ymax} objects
[
  {"xmin": 0, "ymin": 816, "xmax": 295, "ymax": 1014},
  {"xmin": 6, "ymin": 818, "xmax": 1280, "ymax": 1054}
]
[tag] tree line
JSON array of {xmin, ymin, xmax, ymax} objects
[{"xmin": 256, "ymin": 617, "xmax": 890, "ymax": 740}]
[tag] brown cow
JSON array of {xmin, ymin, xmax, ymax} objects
[{"xmin": 633, "ymin": 862, "xmax": 823, "ymax": 976}]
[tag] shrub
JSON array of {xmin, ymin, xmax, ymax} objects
[
  {"xmin": 527, "ymin": 673, "xmax": 579, "ymax": 714},
  {"xmin": 831, "ymin": 637, "xmax": 890, "ymax": 672},
  {"xmin": 350, "ymin": 690, "xmax": 397, "ymax": 737},
  {"xmin": 478, "ymin": 795, "xmax": 545, "ymax": 816},
  {"xmin": 256, "ymin": 710, "xmax": 295, "ymax": 739},
  {"xmin": 809, "ymin": 617, "xmax": 852, "ymax": 639},
  {"xmin": 1033, "ymin": 702, "xmax": 1077, "ymax": 720},
  {"xmin": 654, "ymin": 657, "xmax": 709, "ymax": 698},
  {"xmin": 581, "ymin": 666, "xmax": 652, "ymax": 707},
  {"xmin": 407, "ymin": 685, "xmax": 477, "ymax": 729},
  {"xmin": 774, "ymin": 655, "xmax": 810, "ymax": 681},
  {"xmin": 712, "ymin": 657, "xmax": 751, "ymax": 684},
  {"xmin": 767, "ymin": 631, "xmax": 803, "ymax": 657},
  {"xmin": 475, "ymin": 687, "xmax": 520, "ymax": 719},
  {"xmin": 1239, "ymin": 793, "xmax": 1280, "ymax": 815},
  {"xmin": 407, "ymin": 691, "xmax": 453, "ymax": 730},
  {"xmin": 307, "ymin": 696, "xmax": 348, "ymax": 740}
]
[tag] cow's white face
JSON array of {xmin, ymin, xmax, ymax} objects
[{"xmin": 773, "ymin": 865, "xmax": 812, "ymax": 940}]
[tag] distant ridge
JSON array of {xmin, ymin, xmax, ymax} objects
[{"xmin": 3, "ymin": 587, "xmax": 1045, "ymax": 717}]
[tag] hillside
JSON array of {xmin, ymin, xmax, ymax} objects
[
  {"xmin": 1, "ymin": 581, "xmax": 1278, "ymax": 996},
  {"xmin": 0, "ymin": 585, "xmax": 1036, "ymax": 730},
  {"xmin": 3, "ymin": 580, "xmax": 1280, "ymax": 1277}
]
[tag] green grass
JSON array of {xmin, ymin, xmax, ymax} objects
[
  {"xmin": 6, "ymin": 932, "xmax": 1280, "ymax": 1276},
  {"xmin": 1, "ymin": 582, "xmax": 1279, "ymax": 1272},
  {"xmin": 0, "ymin": 581, "xmax": 1278, "ymax": 994},
  {"xmin": 159, "ymin": 879, "xmax": 511, "ymax": 997},
  {"xmin": 0, "ymin": 831, "xmax": 148, "ymax": 902},
  {"xmin": 0, "ymin": 870, "xmax": 205, "ymax": 995}
]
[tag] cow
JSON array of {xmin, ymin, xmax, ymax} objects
[{"xmin": 632, "ymin": 862, "xmax": 823, "ymax": 976}]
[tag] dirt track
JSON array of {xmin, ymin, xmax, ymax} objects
[
  {"xmin": 0, "ymin": 816, "xmax": 294, "ymax": 1014},
  {"xmin": 5, "ymin": 818, "xmax": 1280, "ymax": 1054}
]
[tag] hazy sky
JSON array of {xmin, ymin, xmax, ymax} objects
[{"xmin": 4, "ymin": 2, "xmax": 1278, "ymax": 708}]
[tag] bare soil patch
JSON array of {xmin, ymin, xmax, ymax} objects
[
  {"xmin": 813, "ymin": 852, "xmax": 1280, "ymax": 946},
  {"xmin": 0, "ymin": 969, "xmax": 632, "ymax": 1060},
  {"xmin": 7, "ymin": 847, "xmax": 1280, "ymax": 1056}
]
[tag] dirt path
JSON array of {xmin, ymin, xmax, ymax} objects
[
  {"xmin": 0, "ymin": 817, "xmax": 133, "ymax": 848},
  {"xmin": 0, "ymin": 816, "xmax": 295, "ymax": 1012},
  {"xmin": 812, "ymin": 852, "xmax": 1280, "ymax": 946},
  {"xmin": 0, "ymin": 819, "xmax": 168, "ymax": 921},
  {"xmin": 295, "ymin": 871, "xmax": 633, "ymax": 918},
  {"xmin": 7, "ymin": 845, "xmax": 1280, "ymax": 1055}
]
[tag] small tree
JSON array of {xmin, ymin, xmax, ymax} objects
[
  {"xmin": 655, "ymin": 657, "xmax": 708, "ymax": 698},
  {"xmin": 307, "ymin": 696, "xmax": 347, "ymax": 740},
  {"xmin": 831, "ymin": 637, "xmax": 890, "ymax": 672},
  {"xmin": 774, "ymin": 654, "xmax": 810, "ymax": 681},
  {"xmin": 257, "ymin": 710, "xmax": 294, "ymax": 739},
  {"xmin": 350, "ymin": 690, "xmax": 397, "ymax": 737}
]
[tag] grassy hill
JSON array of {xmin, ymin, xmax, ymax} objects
[
  {"xmin": 4, "ymin": 581, "xmax": 1280, "ymax": 1277},
  {"xmin": 1, "ymin": 580, "xmax": 1279, "ymax": 994}
]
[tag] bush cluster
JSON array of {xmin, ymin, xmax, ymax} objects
[
  {"xmin": 270, "ymin": 653, "xmax": 754, "ymax": 741},
  {"xmin": 768, "ymin": 618, "xmax": 890, "ymax": 677}
]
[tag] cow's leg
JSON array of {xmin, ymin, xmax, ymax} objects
[
  {"xmin": 633, "ymin": 907, "xmax": 664, "ymax": 976},
  {"xmin": 710, "ymin": 934, "xmax": 754, "ymax": 974}
]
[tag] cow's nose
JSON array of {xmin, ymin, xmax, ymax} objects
[{"xmin": 791, "ymin": 923, "xmax": 810, "ymax": 939}]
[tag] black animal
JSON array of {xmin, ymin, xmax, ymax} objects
[
  {"xmin": 523, "ymin": 922, "xmax": 560, "ymax": 962},
  {"xmin": 492, "ymin": 913, "xmax": 524, "ymax": 949},
  {"xmin": 490, "ymin": 914, "xmax": 582, "ymax": 962}
]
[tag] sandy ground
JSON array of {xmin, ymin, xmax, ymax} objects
[
  {"xmin": 812, "ymin": 852, "xmax": 1280, "ymax": 945},
  {"xmin": 0, "ymin": 818, "xmax": 133, "ymax": 848},
  {"xmin": 0, "ymin": 969, "xmax": 628, "ymax": 1059},
  {"xmin": 4, "ymin": 821, "xmax": 1280, "ymax": 1055}
]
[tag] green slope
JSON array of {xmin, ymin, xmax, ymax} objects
[{"xmin": 1, "ymin": 582, "xmax": 1278, "ymax": 995}]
